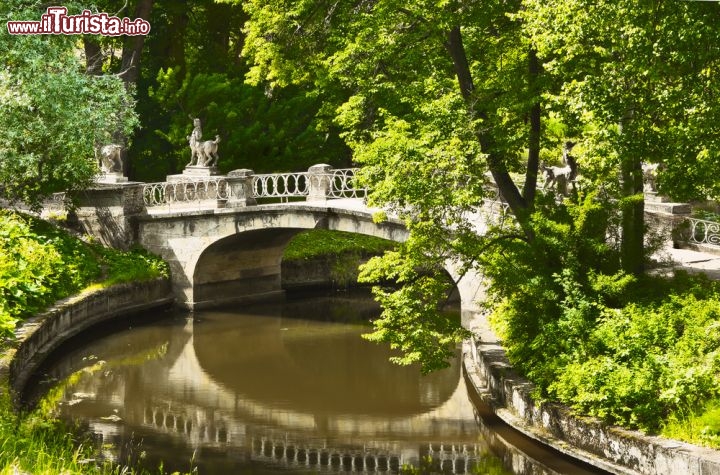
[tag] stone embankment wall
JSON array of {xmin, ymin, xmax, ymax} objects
[
  {"xmin": 463, "ymin": 312, "xmax": 720, "ymax": 475},
  {"xmin": 281, "ymin": 254, "xmax": 370, "ymax": 291},
  {"xmin": 6, "ymin": 278, "xmax": 174, "ymax": 399}
]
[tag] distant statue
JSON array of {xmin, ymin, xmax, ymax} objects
[
  {"xmin": 97, "ymin": 144, "xmax": 123, "ymax": 174},
  {"xmin": 186, "ymin": 118, "xmax": 220, "ymax": 167},
  {"xmin": 642, "ymin": 162, "xmax": 661, "ymax": 192},
  {"xmin": 187, "ymin": 118, "xmax": 203, "ymax": 166},
  {"xmin": 541, "ymin": 141, "xmax": 578, "ymax": 195}
]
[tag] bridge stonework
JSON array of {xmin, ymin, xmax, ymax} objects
[
  {"xmin": 136, "ymin": 204, "xmax": 412, "ymax": 309},
  {"xmin": 71, "ymin": 166, "xmax": 485, "ymax": 324}
]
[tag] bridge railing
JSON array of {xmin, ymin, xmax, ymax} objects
[
  {"xmin": 684, "ymin": 217, "xmax": 720, "ymax": 247},
  {"xmin": 325, "ymin": 168, "xmax": 367, "ymax": 199},
  {"xmin": 142, "ymin": 177, "xmax": 229, "ymax": 207},
  {"xmin": 252, "ymin": 172, "xmax": 310, "ymax": 201},
  {"xmin": 141, "ymin": 165, "xmax": 367, "ymax": 208}
]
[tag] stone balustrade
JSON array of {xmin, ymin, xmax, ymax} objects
[{"xmin": 140, "ymin": 164, "xmax": 366, "ymax": 209}]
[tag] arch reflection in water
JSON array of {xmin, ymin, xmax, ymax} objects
[{"xmin": 33, "ymin": 293, "xmax": 598, "ymax": 475}]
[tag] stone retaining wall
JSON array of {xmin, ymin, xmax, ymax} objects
[
  {"xmin": 463, "ymin": 312, "xmax": 720, "ymax": 475},
  {"xmin": 281, "ymin": 254, "xmax": 370, "ymax": 290},
  {"xmin": 7, "ymin": 278, "xmax": 174, "ymax": 399}
]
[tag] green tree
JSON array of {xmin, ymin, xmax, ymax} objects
[
  {"xmin": 123, "ymin": 0, "xmax": 350, "ymax": 181},
  {"xmin": 241, "ymin": 0, "xmax": 720, "ymax": 372},
  {"xmin": 521, "ymin": 0, "xmax": 720, "ymax": 274},
  {"xmin": 241, "ymin": 0, "xmax": 544, "ymax": 371},
  {"xmin": 0, "ymin": 1, "xmax": 138, "ymax": 209}
]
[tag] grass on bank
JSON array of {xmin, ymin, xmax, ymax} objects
[
  {"xmin": 284, "ymin": 229, "xmax": 397, "ymax": 288},
  {"xmin": 0, "ymin": 209, "xmax": 170, "ymax": 474},
  {"xmin": 0, "ymin": 209, "xmax": 168, "ymax": 338},
  {"xmin": 283, "ymin": 229, "xmax": 396, "ymax": 261}
]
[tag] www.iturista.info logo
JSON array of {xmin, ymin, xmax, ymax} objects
[{"xmin": 7, "ymin": 6, "xmax": 151, "ymax": 36}]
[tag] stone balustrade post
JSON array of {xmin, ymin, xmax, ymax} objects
[
  {"xmin": 226, "ymin": 169, "xmax": 257, "ymax": 207},
  {"xmin": 307, "ymin": 164, "xmax": 333, "ymax": 202},
  {"xmin": 73, "ymin": 182, "xmax": 144, "ymax": 250}
]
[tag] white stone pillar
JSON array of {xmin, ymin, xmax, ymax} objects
[
  {"xmin": 226, "ymin": 169, "xmax": 257, "ymax": 207},
  {"xmin": 307, "ymin": 164, "xmax": 333, "ymax": 202}
]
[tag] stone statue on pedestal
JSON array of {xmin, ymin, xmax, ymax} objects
[
  {"xmin": 98, "ymin": 143, "xmax": 123, "ymax": 174},
  {"xmin": 186, "ymin": 118, "xmax": 221, "ymax": 168},
  {"xmin": 95, "ymin": 143, "xmax": 128, "ymax": 183},
  {"xmin": 642, "ymin": 162, "xmax": 660, "ymax": 193}
]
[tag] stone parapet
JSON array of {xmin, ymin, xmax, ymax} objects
[
  {"xmin": 73, "ymin": 182, "xmax": 144, "ymax": 250},
  {"xmin": 6, "ymin": 278, "xmax": 174, "ymax": 401}
]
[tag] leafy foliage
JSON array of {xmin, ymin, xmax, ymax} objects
[
  {"xmin": 124, "ymin": 0, "xmax": 350, "ymax": 181},
  {"xmin": 0, "ymin": 1, "xmax": 138, "ymax": 209},
  {"xmin": 482, "ymin": 197, "xmax": 720, "ymax": 432},
  {"xmin": 0, "ymin": 211, "xmax": 168, "ymax": 339},
  {"xmin": 359, "ymin": 245, "xmax": 470, "ymax": 374},
  {"xmin": 139, "ymin": 70, "xmax": 348, "ymax": 178}
]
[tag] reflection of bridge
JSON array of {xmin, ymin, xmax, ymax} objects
[
  {"xmin": 51, "ymin": 312, "xmax": 493, "ymax": 474},
  {"xmin": 138, "ymin": 402, "xmax": 486, "ymax": 473},
  {"xmin": 75, "ymin": 165, "xmax": 498, "ymax": 321}
]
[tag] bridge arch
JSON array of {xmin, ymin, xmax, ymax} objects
[{"xmin": 137, "ymin": 202, "xmax": 484, "ymax": 323}]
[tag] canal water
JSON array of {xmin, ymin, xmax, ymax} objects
[{"xmin": 29, "ymin": 292, "xmax": 607, "ymax": 475}]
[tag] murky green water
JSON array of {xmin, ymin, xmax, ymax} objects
[{"xmin": 30, "ymin": 292, "xmax": 606, "ymax": 474}]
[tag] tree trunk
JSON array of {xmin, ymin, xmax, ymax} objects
[
  {"xmin": 523, "ymin": 47, "xmax": 541, "ymax": 207},
  {"xmin": 445, "ymin": 26, "xmax": 533, "ymax": 238},
  {"xmin": 619, "ymin": 113, "xmax": 645, "ymax": 275},
  {"xmin": 620, "ymin": 156, "xmax": 645, "ymax": 275},
  {"xmin": 83, "ymin": 37, "xmax": 103, "ymax": 75},
  {"xmin": 118, "ymin": 0, "xmax": 154, "ymax": 179},
  {"xmin": 120, "ymin": 0, "xmax": 154, "ymax": 87}
]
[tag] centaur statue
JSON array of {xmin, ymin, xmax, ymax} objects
[{"xmin": 187, "ymin": 118, "xmax": 220, "ymax": 167}]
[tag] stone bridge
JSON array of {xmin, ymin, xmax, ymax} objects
[{"xmin": 71, "ymin": 165, "xmax": 493, "ymax": 321}]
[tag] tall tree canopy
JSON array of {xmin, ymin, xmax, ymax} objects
[
  {"xmin": 522, "ymin": 0, "xmax": 720, "ymax": 273},
  {"xmin": 124, "ymin": 0, "xmax": 351, "ymax": 180},
  {"xmin": 240, "ymin": 0, "xmax": 545, "ymax": 371},
  {"xmin": 241, "ymin": 0, "xmax": 720, "ymax": 371}
]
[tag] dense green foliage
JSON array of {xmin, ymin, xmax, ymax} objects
[
  {"xmin": 241, "ymin": 0, "xmax": 720, "ymax": 438},
  {"xmin": 482, "ymin": 197, "xmax": 720, "ymax": 433},
  {"xmin": 0, "ymin": 210, "xmax": 168, "ymax": 338},
  {"xmin": 283, "ymin": 229, "xmax": 395, "ymax": 262},
  {"xmin": 3, "ymin": 0, "xmax": 720, "ymax": 454},
  {"xmin": 123, "ymin": 0, "xmax": 350, "ymax": 180},
  {"xmin": 0, "ymin": 1, "xmax": 138, "ymax": 209}
]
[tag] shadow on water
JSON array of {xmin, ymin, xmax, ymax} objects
[{"xmin": 25, "ymin": 290, "xmax": 609, "ymax": 475}]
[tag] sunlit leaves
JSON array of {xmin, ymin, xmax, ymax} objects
[
  {"xmin": 0, "ymin": 1, "xmax": 138, "ymax": 209},
  {"xmin": 522, "ymin": 0, "xmax": 720, "ymax": 201}
]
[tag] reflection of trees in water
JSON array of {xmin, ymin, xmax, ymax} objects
[
  {"xmin": 192, "ymin": 298, "xmax": 460, "ymax": 416},
  {"xmin": 30, "ymin": 297, "xmax": 592, "ymax": 475}
]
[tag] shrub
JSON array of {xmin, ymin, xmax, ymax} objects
[
  {"xmin": 0, "ymin": 210, "xmax": 168, "ymax": 339},
  {"xmin": 483, "ymin": 195, "xmax": 720, "ymax": 432}
]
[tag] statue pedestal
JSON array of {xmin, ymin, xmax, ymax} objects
[
  {"xmin": 167, "ymin": 166, "xmax": 220, "ymax": 182},
  {"xmin": 96, "ymin": 172, "xmax": 128, "ymax": 184}
]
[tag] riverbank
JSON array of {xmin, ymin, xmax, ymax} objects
[
  {"xmin": 462, "ymin": 304, "xmax": 720, "ymax": 475},
  {"xmin": 0, "ymin": 210, "xmax": 174, "ymax": 474},
  {"xmin": 0, "ymin": 278, "xmax": 174, "ymax": 474},
  {"xmin": 281, "ymin": 229, "xmax": 395, "ymax": 290}
]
